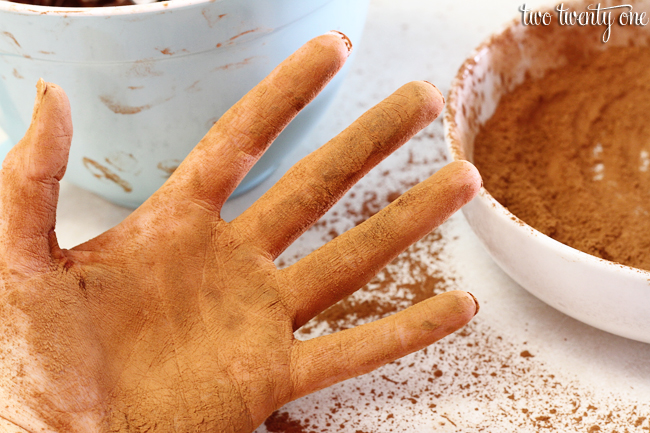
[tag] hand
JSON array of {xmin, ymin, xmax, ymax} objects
[{"xmin": 0, "ymin": 32, "xmax": 481, "ymax": 433}]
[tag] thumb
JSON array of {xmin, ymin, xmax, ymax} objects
[{"xmin": 0, "ymin": 79, "xmax": 73, "ymax": 272}]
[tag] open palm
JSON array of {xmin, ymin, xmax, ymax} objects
[{"xmin": 0, "ymin": 33, "xmax": 480, "ymax": 433}]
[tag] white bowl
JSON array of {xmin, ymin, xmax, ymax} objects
[
  {"xmin": 444, "ymin": 0, "xmax": 650, "ymax": 343},
  {"xmin": 0, "ymin": 0, "xmax": 369, "ymax": 207}
]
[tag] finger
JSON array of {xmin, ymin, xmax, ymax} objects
[
  {"xmin": 0, "ymin": 79, "xmax": 72, "ymax": 271},
  {"xmin": 232, "ymin": 81, "xmax": 445, "ymax": 258},
  {"xmin": 158, "ymin": 32, "xmax": 352, "ymax": 210},
  {"xmin": 279, "ymin": 160, "xmax": 481, "ymax": 329},
  {"xmin": 290, "ymin": 290, "xmax": 478, "ymax": 400}
]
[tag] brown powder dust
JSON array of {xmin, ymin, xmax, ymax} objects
[
  {"xmin": 259, "ymin": 123, "xmax": 649, "ymax": 432},
  {"xmin": 266, "ymin": 209, "xmax": 649, "ymax": 432},
  {"xmin": 474, "ymin": 45, "xmax": 650, "ymax": 271}
]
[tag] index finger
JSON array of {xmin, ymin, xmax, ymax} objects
[{"xmin": 158, "ymin": 31, "xmax": 352, "ymax": 210}]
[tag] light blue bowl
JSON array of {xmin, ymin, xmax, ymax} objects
[{"xmin": 0, "ymin": 0, "xmax": 369, "ymax": 208}]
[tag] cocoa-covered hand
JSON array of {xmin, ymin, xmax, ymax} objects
[{"xmin": 0, "ymin": 33, "xmax": 480, "ymax": 433}]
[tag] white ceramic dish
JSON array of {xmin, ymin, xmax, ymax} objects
[
  {"xmin": 444, "ymin": 0, "xmax": 650, "ymax": 343},
  {"xmin": 0, "ymin": 0, "xmax": 369, "ymax": 207}
]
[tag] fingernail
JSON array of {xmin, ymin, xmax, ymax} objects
[
  {"xmin": 423, "ymin": 81, "xmax": 445, "ymax": 105},
  {"xmin": 326, "ymin": 30, "xmax": 353, "ymax": 54},
  {"xmin": 36, "ymin": 78, "xmax": 47, "ymax": 100},
  {"xmin": 467, "ymin": 292, "xmax": 480, "ymax": 317},
  {"xmin": 32, "ymin": 78, "xmax": 47, "ymax": 120}
]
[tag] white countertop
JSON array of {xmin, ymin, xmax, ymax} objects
[{"xmin": 41, "ymin": 0, "xmax": 650, "ymax": 431}]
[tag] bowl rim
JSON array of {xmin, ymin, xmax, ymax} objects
[
  {"xmin": 0, "ymin": 0, "xmax": 211, "ymax": 16},
  {"xmin": 443, "ymin": 12, "xmax": 650, "ymax": 281},
  {"xmin": 0, "ymin": 0, "xmax": 336, "ymax": 17}
]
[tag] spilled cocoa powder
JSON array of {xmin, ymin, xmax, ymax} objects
[
  {"xmin": 473, "ymin": 45, "xmax": 650, "ymax": 272},
  {"xmin": 298, "ymin": 229, "xmax": 448, "ymax": 336},
  {"xmin": 267, "ymin": 202, "xmax": 649, "ymax": 432},
  {"xmin": 266, "ymin": 215, "xmax": 649, "ymax": 432},
  {"xmin": 260, "ymin": 123, "xmax": 649, "ymax": 433}
]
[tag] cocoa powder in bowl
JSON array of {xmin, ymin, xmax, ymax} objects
[{"xmin": 473, "ymin": 44, "xmax": 650, "ymax": 272}]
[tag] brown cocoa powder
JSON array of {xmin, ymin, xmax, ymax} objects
[
  {"xmin": 264, "ymin": 411, "xmax": 314, "ymax": 433},
  {"xmin": 473, "ymin": 45, "xmax": 650, "ymax": 272},
  {"xmin": 260, "ymin": 123, "xmax": 649, "ymax": 432},
  {"xmin": 268, "ymin": 212, "xmax": 649, "ymax": 432}
]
